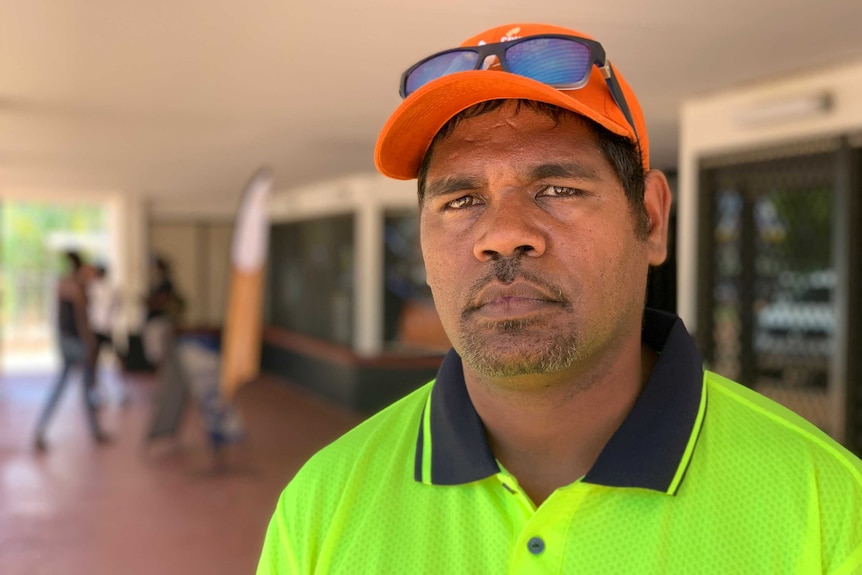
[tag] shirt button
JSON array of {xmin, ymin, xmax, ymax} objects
[{"xmin": 527, "ymin": 537, "xmax": 545, "ymax": 555}]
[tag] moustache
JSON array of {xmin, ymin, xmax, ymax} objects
[{"xmin": 464, "ymin": 257, "xmax": 569, "ymax": 311}]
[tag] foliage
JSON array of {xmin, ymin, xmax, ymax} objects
[{"xmin": 1, "ymin": 201, "xmax": 106, "ymax": 327}]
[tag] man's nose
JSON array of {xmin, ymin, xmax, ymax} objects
[{"xmin": 472, "ymin": 198, "xmax": 548, "ymax": 261}]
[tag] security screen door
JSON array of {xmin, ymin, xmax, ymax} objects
[{"xmin": 697, "ymin": 138, "xmax": 860, "ymax": 450}]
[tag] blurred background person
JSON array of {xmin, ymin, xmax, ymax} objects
[
  {"xmin": 87, "ymin": 263, "xmax": 129, "ymax": 405},
  {"xmin": 33, "ymin": 251, "xmax": 110, "ymax": 451},
  {"xmin": 142, "ymin": 255, "xmax": 185, "ymax": 370}
]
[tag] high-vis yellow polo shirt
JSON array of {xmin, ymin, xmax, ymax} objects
[{"xmin": 257, "ymin": 309, "xmax": 862, "ymax": 574}]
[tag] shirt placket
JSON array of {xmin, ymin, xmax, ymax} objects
[{"xmin": 497, "ymin": 474, "xmax": 580, "ymax": 574}]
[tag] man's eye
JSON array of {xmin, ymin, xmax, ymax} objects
[
  {"xmin": 445, "ymin": 195, "xmax": 479, "ymax": 209},
  {"xmin": 539, "ymin": 185, "xmax": 583, "ymax": 197}
]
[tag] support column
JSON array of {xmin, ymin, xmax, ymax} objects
[
  {"xmin": 353, "ymin": 203, "xmax": 383, "ymax": 357},
  {"xmin": 106, "ymin": 193, "xmax": 149, "ymax": 349}
]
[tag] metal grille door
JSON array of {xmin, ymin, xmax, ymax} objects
[{"xmin": 699, "ymin": 145, "xmax": 839, "ymax": 436}]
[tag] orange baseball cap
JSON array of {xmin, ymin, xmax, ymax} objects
[{"xmin": 374, "ymin": 23, "xmax": 649, "ymax": 180}]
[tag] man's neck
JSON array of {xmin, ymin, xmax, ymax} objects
[{"xmin": 464, "ymin": 340, "xmax": 657, "ymax": 506}]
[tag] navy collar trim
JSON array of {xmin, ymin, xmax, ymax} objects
[{"xmin": 414, "ymin": 309, "xmax": 706, "ymax": 493}]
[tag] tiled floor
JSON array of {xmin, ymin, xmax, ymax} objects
[{"xmin": 0, "ymin": 364, "xmax": 363, "ymax": 575}]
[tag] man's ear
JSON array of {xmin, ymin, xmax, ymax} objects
[{"xmin": 643, "ymin": 170, "xmax": 672, "ymax": 266}]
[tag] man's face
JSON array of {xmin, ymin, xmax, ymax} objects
[{"xmin": 420, "ymin": 102, "xmax": 661, "ymax": 384}]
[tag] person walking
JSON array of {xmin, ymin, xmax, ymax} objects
[{"xmin": 33, "ymin": 251, "xmax": 110, "ymax": 450}]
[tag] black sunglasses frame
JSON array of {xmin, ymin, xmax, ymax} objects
[{"xmin": 399, "ymin": 34, "xmax": 639, "ymax": 143}]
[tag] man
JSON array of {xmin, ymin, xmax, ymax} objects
[
  {"xmin": 258, "ymin": 23, "xmax": 862, "ymax": 573},
  {"xmin": 34, "ymin": 251, "xmax": 109, "ymax": 450}
]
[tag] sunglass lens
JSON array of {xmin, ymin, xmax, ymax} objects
[
  {"xmin": 505, "ymin": 38, "xmax": 592, "ymax": 87},
  {"xmin": 405, "ymin": 50, "xmax": 480, "ymax": 96}
]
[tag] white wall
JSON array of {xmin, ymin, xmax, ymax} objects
[
  {"xmin": 268, "ymin": 172, "xmax": 417, "ymax": 223},
  {"xmin": 678, "ymin": 58, "xmax": 862, "ymax": 333}
]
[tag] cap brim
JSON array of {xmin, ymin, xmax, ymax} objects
[{"xmin": 374, "ymin": 70, "xmax": 636, "ymax": 180}]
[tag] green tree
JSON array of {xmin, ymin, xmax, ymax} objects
[{"xmin": 1, "ymin": 201, "xmax": 105, "ymax": 328}]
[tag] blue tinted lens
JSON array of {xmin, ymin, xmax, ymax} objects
[
  {"xmin": 405, "ymin": 50, "xmax": 480, "ymax": 96},
  {"xmin": 505, "ymin": 38, "xmax": 592, "ymax": 87}
]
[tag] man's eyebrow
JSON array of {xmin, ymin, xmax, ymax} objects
[
  {"xmin": 424, "ymin": 176, "xmax": 483, "ymax": 200},
  {"xmin": 526, "ymin": 163, "xmax": 600, "ymax": 181}
]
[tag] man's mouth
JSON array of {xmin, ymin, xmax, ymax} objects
[{"xmin": 466, "ymin": 280, "xmax": 565, "ymax": 321}]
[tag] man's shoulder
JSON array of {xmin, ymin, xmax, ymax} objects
[
  {"xmin": 703, "ymin": 370, "xmax": 862, "ymax": 481},
  {"xmin": 698, "ymin": 372, "xmax": 862, "ymax": 572},
  {"xmin": 289, "ymin": 380, "xmax": 434, "ymax": 490},
  {"xmin": 268, "ymin": 380, "xmax": 434, "ymax": 554}
]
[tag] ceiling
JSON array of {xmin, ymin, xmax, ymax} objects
[{"xmin": 3, "ymin": 0, "xmax": 862, "ymax": 208}]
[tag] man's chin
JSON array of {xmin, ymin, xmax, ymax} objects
[{"xmin": 457, "ymin": 335, "xmax": 579, "ymax": 379}]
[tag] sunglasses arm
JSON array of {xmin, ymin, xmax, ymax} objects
[
  {"xmin": 598, "ymin": 62, "xmax": 613, "ymax": 81},
  {"xmin": 599, "ymin": 62, "xmax": 640, "ymax": 145}
]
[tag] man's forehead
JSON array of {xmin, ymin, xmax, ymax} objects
[
  {"xmin": 433, "ymin": 100, "xmax": 586, "ymax": 140},
  {"xmin": 423, "ymin": 101, "xmax": 597, "ymax": 165},
  {"xmin": 425, "ymin": 113, "xmax": 604, "ymax": 173}
]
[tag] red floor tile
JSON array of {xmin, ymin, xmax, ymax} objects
[{"xmin": 0, "ymin": 366, "xmax": 362, "ymax": 575}]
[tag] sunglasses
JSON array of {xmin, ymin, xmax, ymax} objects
[{"xmin": 399, "ymin": 34, "xmax": 638, "ymax": 142}]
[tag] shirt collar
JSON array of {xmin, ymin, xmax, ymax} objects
[{"xmin": 414, "ymin": 308, "xmax": 706, "ymax": 494}]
